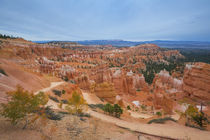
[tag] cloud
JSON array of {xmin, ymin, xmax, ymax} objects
[{"xmin": 0, "ymin": 0, "xmax": 210, "ymax": 41}]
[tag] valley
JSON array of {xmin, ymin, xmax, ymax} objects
[{"xmin": 0, "ymin": 37, "xmax": 210, "ymax": 140}]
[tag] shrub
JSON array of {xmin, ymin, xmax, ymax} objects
[
  {"xmin": 62, "ymin": 90, "xmax": 66, "ymax": 94},
  {"xmin": 127, "ymin": 105, "xmax": 131, "ymax": 110},
  {"xmin": 156, "ymin": 112, "xmax": 162, "ymax": 116},
  {"xmin": 77, "ymin": 113, "xmax": 91, "ymax": 118},
  {"xmin": 141, "ymin": 105, "xmax": 146, "ymax": 111},
  {"xmin": 69, "ymin": 80, "xmax": 75, "ymax": 84},
  {"xmin": 185, "ymin": 105, "xmax": 209, "ymax": 128},
  {"xmin": 103, "ymin": 103, "xmax": 114, "ymax": 115},
  {"xmin": 63, "ymin": 76, "xmax": 68, "ymax": 82},
  {"xmin": 185, "ymin": 105, "xmax": 198, "ymax": 117},
  {"xmin": 88, "ymin": 104, "xmax": 96, "ymax": 109},
  {"xmin": 52, "ymin": 89, "xmax": 62, "ymax": 97},
  {"xmin": 95, "ymin": 104, "xmax": 104, "ymax": 109},
  {"xmin": 148, "ymin": 117, "xmax": 176, "ymax": 124},
  {"xmin": 113, "ymin": 104, "xmax": 123, "ymax": 118},
  {"xmin": 58, "ymin": 102, "xmax": 63, "ymax": 109},
  {"xmin": 49, "ymin": 95, "xmax": 59, "ymax": 103},
  {"xmin": 0, "ymin": 86, "xmax": 48, "ymax": 128},
  {"xmin": 192, "ymin": 112, "xmax": 208, "ymax": 128},
  {"xmin": 88, "ymin": 104, "xmax": 104, "ymax": 110},
  {"xmin": 58, "ymin": 111, "xmax": 69, "ymax": 115},
  {"xmin": 185, "ymin": 122, "xmax": 206, "ymax": 130},
  {"xmin": 0, "ymin": 68, "xmax": 7, "ymax": 76},
  {"xmin": 44, "ymin": 106, "xmax": 62, "ymax": 120},
  {"xmin": 65, "ymin": 91, "xmax": 87, "ymax": 115},
  {"xmin": 136, "ymin": 89, "xmax": 141, "ymax": 92},
  {"xmin": 61, "ymin": 99, "xmax": 68, "ymax": 104},
  {"xmin": 103, "ymin": 103, "xmax": 123, "ymax": 118}
]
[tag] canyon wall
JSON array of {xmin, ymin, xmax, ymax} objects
[{"xmin": 183, "ymin": 63, "xmax": 210, "ymax": 102}]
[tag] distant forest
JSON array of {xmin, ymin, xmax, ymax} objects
[
  {"xmin": 172, "ymin": 48, "xmax": 210, "ymax": 64},
  {"xmin": 0, "ymin": 33, "xmax": 19, "ymax": 39}
]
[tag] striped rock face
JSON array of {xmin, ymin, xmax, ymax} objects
[{"xmin": 183, "ymin": 62, "xmax": 210, "ymax": 102}]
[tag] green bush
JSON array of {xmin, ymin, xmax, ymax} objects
[
  {"xmin": 136, "ymin": 89, "xmax": 141, "ymax": 92},
  {"xmin": 49, "ymin": 95, "xmax": 59, "ymax": 103},
  {"xmin": 148, "ymin": 117, "xmax": 176, "ymax": 124},
  {"xmin": 103, "ymin": 103, "xmax": 123, "ymax": 118},
  {"xmin": 77, "ymin": 113, "xmax": 91, "ymax": 118},
  {"xmin": 61, "ymin": 99, "xmax": 68, "ymax": 104},
  {"xmin": 69, "ymin": 80, "xmax": 75, "ymax": 84},
  {"xmin": 127, "ymin": 105, "xmax": 131, "ymax": 110},
  {"xmin": 63, "ymin": 76, "xmax": 68, "ymax": 82},
  {"xmin": 44, "ymin": 106, "xmax": 62, "ymax": 120},
  {"xmin": 192, "ymin": 111, "xmax": 208, "ymax": 128},
  {"xmin": 141, "ymin": 105, "xmax": 146, "ymax": 111},
  {"xmin": 156, "ymin": 112, "xmax": 162, "ymax": 116},
  {"xmin": 0, "ymin": 87, "xmax": 48, "ymax": 128},
  {"xmin": 0, "ymin": 68, "xmax": 7, "ymax": 76},
  {"xmin": 185, "ymin": 122, "xmax": 206, "ymax": 130},
  {"xmin": 58, "ymin": 111, "xmax": 69, "ymax": 115},
  {"xmin": 103, "ymin": 103, "xmax": 114, "ymax": 115},
  {"xmin": 185, "ymin": 105, "xmax": 209, "ymax": 128},
  {"xmin": 95, "ymin": 104, "xmax": 104, "ymax": 109},
  {"xmin": 88, "ymin": 104, "xmax": 104, "ymax": 110},
  {"xmin": 65, "ymin": 91, "xmax": 87, "ymax": 115},
  {"xmin": 52, "ymin": 90, "xmax": 62, "ymax": 97},
  {"xmin": 113, "ymin": 104, "xmax": 123, "ymax": 118},
  {"xmin": 62, "ymin": 90, "xmax": 66, "ymax": 94}
]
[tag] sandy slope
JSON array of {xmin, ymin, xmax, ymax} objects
[
  {"xmin": 0, "ymin": 59, "xmax": 50, "ymax": 91},
  {"xmin": 82, "ymin": 90, "xmax": 104, "ymax": 104},
  {"xmin": 0, "ymin": 59, "xmax": 51, "ymax": 103}
]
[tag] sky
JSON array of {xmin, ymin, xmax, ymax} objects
[{"xmin": 0, "ymin": 0, "xmax": 210, "ymax": 41}]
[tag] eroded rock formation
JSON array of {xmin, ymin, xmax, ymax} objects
[
  {"xmin": 183, "ymin": 63, "xmax": 210, "ymax": 102},
  {"xmin": 91, "ymin": 82, "xmax": 116, "ymax": 103}
]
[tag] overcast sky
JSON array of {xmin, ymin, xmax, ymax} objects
[{"xmin": 0, "ymin": 0, "xmax": 210, "ymax": 41}]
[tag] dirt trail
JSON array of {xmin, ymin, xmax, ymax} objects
[
  {"xmin": 82, "ymin": 91, "xmax": 210, "ymax": 140},
  {"xmin": 128, "ymin": 110, "xmax": 152, "ymax": 119},
  {"xmin": 34, "ymin": 82, "xmax": 64, "ymax": 95},
  {"xmin": 35, "ymin": 81, "xmax": 65, "ymax": 109}
]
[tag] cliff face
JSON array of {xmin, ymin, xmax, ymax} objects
[
  {"xmin": 151, "ymin": 70, "xmax": 185, "ymax": 114},
  {"xmin": 91, "ymin": 82, "xmax": 116, "ymax": 103},
  {"xmin": 91, "ymin": 64, "xmax": 112, "ymax": 84},
  {"xmin": 91, "ymin": 67, "xmax": 149, "ymax": 96},
  {"xmin": 76, "ymin": 75, "xmax": 91, "ymax": 90},
  {"xmin": 183, "ymin": 63, "xmax": 210, "ymax": 102},
  {"xmin": 153, "ymin": 70, "xmax": 183, "ymax": 94},
  {"xmin": 112, "ymin": 70, "xmax": 149, "ymax": 95}
]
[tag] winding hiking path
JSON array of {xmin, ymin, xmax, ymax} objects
[
  {"xmin": 35, "ymin": 81, "xmax": 65, "ymax": 109},
  {"xmin": 34, "ymin": 81, "xmax": 65, "ymax": 95},
  {"xmin": 82, "ymin": 90, "xmax": 210, "ymax": 140}
]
